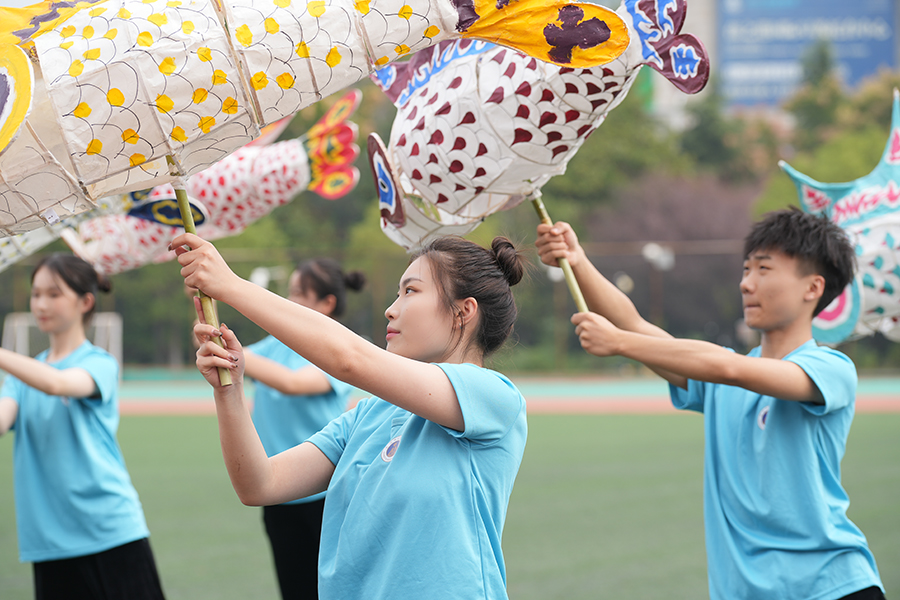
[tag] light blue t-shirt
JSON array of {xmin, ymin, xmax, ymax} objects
[
  {"xmin": 670, "ymin": 339, "xmax": 882, "ymax": 600},
  {"xmin": 0, "ymin": 341, "xmax": 149, "ymax": 563},
  {"xmin": 308, "ymin": 362, "xmax": 527, "ymax": 600},
  {"xmin": 247, "ymin": 335, "xmax": 351, "ymax": 504}
]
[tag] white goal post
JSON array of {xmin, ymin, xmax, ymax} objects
[{"xmin": 1, "ymin": 312, "xmax": 123, "ymax": 370}]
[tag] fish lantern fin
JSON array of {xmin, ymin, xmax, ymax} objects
[
  {"xmin": 623, "ymin": 0, "xmax": 709, "ymax": 94},
  {"xmin": 367, "ymin": 133, "xmax": 405, "ymax": 229}
]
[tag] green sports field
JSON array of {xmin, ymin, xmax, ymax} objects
[{"xmin": 1, "ymin": 413, "xmax": 898, "ymax": 599}]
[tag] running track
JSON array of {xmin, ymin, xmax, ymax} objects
[{"xmin": 115, "ymin": 373, "xmax": 900, "ymax": 415}]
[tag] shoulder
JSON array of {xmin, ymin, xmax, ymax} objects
[
  {"xmin": 72, "ymin": 343, "xmax": 119, "ymax": 400},
  {"xmin": 75, "ymin": 342, "xmax": 117, "ymax": 370},
  {"xmin": 436, "ymin": 363, "xmax": 525, "ymax": 441},
  {"xmin": 788, "ymin": 342, "xmax": 855, "ymax": 377},
  {"xmin": 354, "ymin": 395, "xmax": 402, "ymax": 418},
  {"xmin": 787, "ymin": 341, "xmax": 857, "ymax": 411},
  {"xmin": 437, "ymin": 363, "xmax": 521, "ymax": 397}
]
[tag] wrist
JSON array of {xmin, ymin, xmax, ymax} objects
[
  {"xmin": 611, "ymin": 328, "xmax": 633, "ymax": 358},
  {"xmin": 214, "ymin": 379, "xmax": 244, "ymax": 401}
]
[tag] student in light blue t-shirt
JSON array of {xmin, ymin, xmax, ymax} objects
[
  {"xmin": 173, "ymin": 233, "xmax": 527, "ymax": 600},
  {"xmin": 536, "ymin": 208, "xmax": 884, "ymax": 600},
  {"xmin": 0, "ymin": 254, "xmax": 166, "ymax": 600},
  {"xmin": 243, "ymin": 258, "xmax": 364, "ymax": 600}
]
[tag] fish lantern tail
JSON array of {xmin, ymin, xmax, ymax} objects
[
  {"xmin": 457, "ymin": 0, "xmax": 629, "ymax": 68},
  {"xmin": 303, "ymin": 90, "xmax": 363, "ymax": 200},
  {"xmin": 621, "ymin": 0, "xmax": 709, "ymax": 94}
]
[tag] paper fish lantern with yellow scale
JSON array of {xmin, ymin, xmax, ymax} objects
[
  {"xmin": 0, "ymin": 89, "xmax": 362, "ymax": 275},
  {"xmin": 0, "ymin": 0, "xmax": 630, "ymax": 239}
]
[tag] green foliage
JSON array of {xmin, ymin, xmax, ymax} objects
[
  {"xmin": 783, "ymin": 40, "xmax": 846, "ymax": 152},
  {"xmin": 800, "ymin": 39, "xmax": 837, "ymax": 87},
  {"xmin": 838, "ymin": 69, "xmax": 900, "ymax": 131},
  {"xmin": 679, "ymin": 81, "xmax": 739, "ymax": 174},
  {"xmin": 680, "ymin": 79, "xmax": 780, "ymax": 182},
  {"xmin": 784, "ymin": 75, "xmax": 846, "ymax": 152}
]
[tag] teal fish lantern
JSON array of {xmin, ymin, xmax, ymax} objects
[{"xmin": 780, "ymin": 90, "xmax": 900, "ymax": 344}]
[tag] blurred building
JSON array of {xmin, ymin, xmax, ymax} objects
[{"xmin": 653, "ymin": 0, "xmax": 898, "ymax": 125}]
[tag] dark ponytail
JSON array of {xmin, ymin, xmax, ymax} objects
[
  {"xmin": 296, "ymin": 258, "xmax": 366, "ymax": 318},
  {"xmin": 32, "ymin": 254, "xmax": 110, "ymax": 325},
  {"xmin": 412, "ymin": 236, "xmax": 524, "ymax": 357}
]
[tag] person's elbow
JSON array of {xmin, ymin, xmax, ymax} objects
[
  {"xmin": 327, "ymin": 344, "xmax": 371, "ymax": 388},
  {"xmin": 232, "ymin": 481, "xmax": 274, "ymax": 506},
  {"xmin": 236, "ymin": 490, "xmax": 267, "ymax": 507},
  {"xmin": 41, "ymin": 377, "xmax": 68, "ymax": 397},
  {"xmin": 44, "ymin": 371, "xmax": 97, "ymax": 398},
  {"xmin": 713, "ymin": 359, "xmax": 744, "ymax": 388}
]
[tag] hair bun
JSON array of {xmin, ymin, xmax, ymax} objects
[
  {"xmin": 344, "ymin": 270, "xmax": 367, "ymax": 292},
  {"xmin": 491, "ymin": 237, "xmax": 524, "ymax": 287},
  {"xmin": 96, "ymin": 272, "xmax": 113, "ymax": 294}
]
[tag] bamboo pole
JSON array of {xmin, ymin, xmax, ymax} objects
[
  {"xmin": 531, "ymin": 195, "xmax": 588, "ymax": 313},
  {"xmin": 169, "ymin": 158, "xmax": 232, "ymax": 386}
]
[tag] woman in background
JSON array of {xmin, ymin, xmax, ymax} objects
[
  {"xmin": 0, "ymin": 254, "xmax": 165, "ymax": 600},
  {"xmin": 244, "ymin": 258, "xmax": 365, "ymax": 600}
]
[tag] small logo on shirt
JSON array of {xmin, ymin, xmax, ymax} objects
[
  {"xmin": 757, "ymin": 405, "xmax": 769, "ymax": 430},
  {"xmin": 381, "ymin": 436, "xmax": 401, "ymax": 462}
]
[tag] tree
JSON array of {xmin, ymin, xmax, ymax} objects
[{"xmin": 783, "ymin": 40, "xmax": 846, "ymax": 152}]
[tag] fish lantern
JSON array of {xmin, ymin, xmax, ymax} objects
[
  {"xmin": 0, "ymin": 90, "xmax": 362, "ymax": 275},
  {"xmin": 780, "ymin": 89, "xmax": 900, "ymax": 344},
  {"xmin": 368, "ymin": 0, "xmax": 709, "ymax": 250}
]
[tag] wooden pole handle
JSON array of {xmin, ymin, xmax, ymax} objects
[
  {"xmin": 171, "ymin": 170, "xmax": 233, "ymax": 386},
  {"xmin": 531, "ymin": 196, "xmax": 589, "ymax": 313}
]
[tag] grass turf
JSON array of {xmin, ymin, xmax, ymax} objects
[{"xmin": 1, "ymin": 413, "xmax": 897, "ymax": 599}]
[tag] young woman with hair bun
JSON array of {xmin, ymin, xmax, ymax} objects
[
  {"xmin": 172, "ymin": 232, "xmax": 527, "ymax": 600},
  {"xmin": 0, "ymin": 254, "xmax": 166, "ymax": 600},
  {"xmin": 242, "ymin": 257, "xmax": 366, "ymax": 600}
]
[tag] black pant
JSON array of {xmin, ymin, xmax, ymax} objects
[
  {"xmin": 841, "ymin": 587, "xmax": 887, "ymax": 600},
  {"xmin": 33, "ymin": 538, "xmax": 166, "ymax": 600},
  {"xmin": 263, "ymin": 499, "xmax": 326, "ymax": 600}
]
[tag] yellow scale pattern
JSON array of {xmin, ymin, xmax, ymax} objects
[
  {"xmin": 34, "ymin": 0, "xmax": 253, "ymax": 189},
  {"xmin": 225, "ymin": 0, "xmax": 447, "ymax": 123}
]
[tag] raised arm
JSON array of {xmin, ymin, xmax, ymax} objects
[
  {"xmin": 174, "ymin": 234, "xmax": 464, "ymax": 431},
  {"xmin": 537, "ymin": 222, "xmax": 688, "ymax": 386},
  {"xmin": 195, "ymin": 320, "xmax": 336, "ymax": 505},
  {"xmin": 573, "ymin": 312, "xmax": 823, "ymax": 402},
  {"xmin": 0, "ymin": 348, "xmax": 98, "ymax": 399},
  {"xmin": 536, "ymin": 222, "xmax": 669, "ymax": 338},
  {"xmin": 244, "ymin": 353, "xmax": 333, "ymax": 396}
]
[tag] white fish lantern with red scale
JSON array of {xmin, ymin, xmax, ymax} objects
[{"xmin": 369, "ymin": 0, "xmax": 709, "ymax": 250}]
